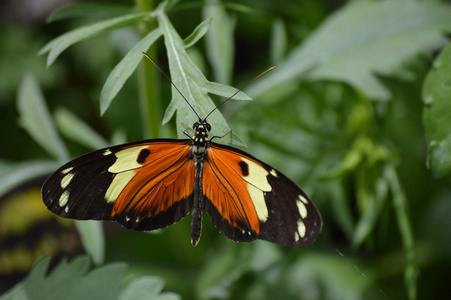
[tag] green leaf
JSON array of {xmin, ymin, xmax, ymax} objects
[
  {"xmin": 100, "ymin": 28, "xmax": 163, "ymax": 115},
  {"xmin": 183, "ymin": 18, "xmax": 211, "ymax": 49},
  {"xmin": 0, "ymin": 257, "xmax": 179, "ymax": 300},
  {"xmin": 17, "ymin": 74, "xmax": 68, "ymax": 161},
  {"xmin": 119, "ymin": 277, "xmax": 180, "ymax": 300},
  {"xmin": 423, "ymin": 43, "xmax": 451, "ymax": 180},
  {"xmin": 54, "ymin": 108, "xmax": 109, "ymax": 150},
  {"xmin": 204, "ymin": 81, "xmax": 251, "ymax": 100},
  {"xmin": 74, "ymin": 221, "xmax": 105, "ymax": 266},
  {"xmin": 248, "ymin": 1, "xmax": 451, "ymax": 99},
  {"xmin": 270, "ymin": 18, "xmax": 286, "ymax": 65},
  {"xmin": 196, "ymin": 244, "xmax": 251, "ymax": 300},
  {"xmin": 0, "ymin": 160, "xmax": 60, "ymax": 199},
  {"xmin": 46, "ymin": 3, "xmax": 133, "ymax": 23},
  {"xmin": 156, "ymin": 12, "xmax": 250, "ymax": 145},
  {"xmin": 203, "ymin": 1, "xmax": 236, "ymax": 84},
  {"xmin": 39, "ymin": 12, "xmax": 150, "ymax": 67},
  {"xmin": 287, "ymin": 253, "xmax": 372, "ymax": 299}
]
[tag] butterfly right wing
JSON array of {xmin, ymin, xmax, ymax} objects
[
  {"xmin": 202, "ymin": 142, "xmax": 322, "ymax": 247},
  {"xmin": 42, "ymin": 139, "xmax": 195, "ymax": 231}
]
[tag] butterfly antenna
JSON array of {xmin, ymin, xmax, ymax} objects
[
  {"xmin": 203, "ymin": 65, "xmax": 276, "ymax": 121},
  {"xmin": 142, "ymin": 52, "xmax": 201, "ymax": 121}
]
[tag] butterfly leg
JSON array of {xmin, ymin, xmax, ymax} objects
[
  {"xmin": 210, "ymin": 129, "xmax": 232, "ymax": 142},
  {"xmin": 191, "ymin": 162, "xmax": 204, "ymax": 246}
]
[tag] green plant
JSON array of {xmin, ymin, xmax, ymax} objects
[{"xmin": 2, "ymin": 0, "xmax": 451, "ymax": 299}]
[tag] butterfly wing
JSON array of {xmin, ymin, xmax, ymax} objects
[
  {"xmin": 203, "ymin": 142, "xmax": 322, "ymax": 247},
  {"xmin": 42, "ymin": 139, "xmax": 195, "ymax": 231}
]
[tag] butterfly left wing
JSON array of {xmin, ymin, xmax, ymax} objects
[
  {"xmin": 203, "ymin": 142, "xmax": 322, "ymax": 247},
  {"xmin": 42, "ymin": 139, "xmax": 195, "ymax": 231}
]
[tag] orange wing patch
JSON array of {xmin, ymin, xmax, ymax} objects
[
  {"xmin": 204, "ymin": 146, "xmax": 272, "ymax": 234},
  {"xmin": 110, "ymin": 142, "xmax": 195, "ymax": 220}
]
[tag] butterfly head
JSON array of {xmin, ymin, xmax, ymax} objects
[
  {"xmin": 193, "ymin": 121, "xmax": 211, "ymax": 139},
  {"xmin": 191, "ymin": 121, "xmax": 211, "ymax": 160}
]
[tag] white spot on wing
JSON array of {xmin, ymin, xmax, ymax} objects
[
  {"xmin": 61, "ymin": 167, "xmax": 73, "ymax": 174},
  {"xmin": 105, "ymin": 170, "xmax": 135, "ymax": 203},
  {"xmin": 65, "ymin": 206, "xmax": 69, "ymax": 213},
  {"xmin": 297, "ymin": 200, "xmax": 308, "ymax": 219},
  {"xmin": 126, "ymin": 216, "xmax": 130, "ymax": 222},
  {"xmin": 59, "ymin": 190, "xmax": 70, "ymax": 207},
  {"xmin": 247, "ymin": 184, "xmax": 268, "ymax": 222},
  {"xmin": 298, "ymin": 195, "xmax": 309, "ymax": 204},
  {"xmin": 297, "ymin": 220, "xmax": 306, "ymax": 238},
  {"xmin": 103, "ymin": 149, "xmax": 112, "ymax": 156},
  {"xmin": 108, "ymin": 146, "xmax": 149, "ymax": 173},
  {"xmin": 240, "ymin": 158, "xmax": 272, "ymax": 222},
  {"xmin": 270, "ymin": 169, "xmax": 277, "ymax": 177},
  {"xmin": 241, "ymin": 158, "xmax": 271, "ymax": 191},
  {"xmin": 294, "ymin": 232, "xmax": 300, "ymax": 242},
  {"xmin": 60, "ymin": 173, "xmax": 74, "ymax": 189}
]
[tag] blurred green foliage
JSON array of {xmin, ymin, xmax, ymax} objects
[{"xmin": 1, "ymin": 0, "xmax": 451, "ymax": 299}]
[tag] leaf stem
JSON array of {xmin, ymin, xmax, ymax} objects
[
  {"xmin": 385, "ymin": 165, "xmax": 418, "ymax": 300},
  {"xmin": 136, "ymin": 0, "xmax": 161, "ymax": 138}
]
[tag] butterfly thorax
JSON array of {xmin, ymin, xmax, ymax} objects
[{"xmin": 191, "ymin": 121, "xmax": 211, "ymax": 163}]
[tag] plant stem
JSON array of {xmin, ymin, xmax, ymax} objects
[
  {"xmin": 385, "ymin": 165, "xmax": 418, "ymax": 300},
  {"xmin": 136, "ymin": 0, "xmax": 161, "ymax": 138}
]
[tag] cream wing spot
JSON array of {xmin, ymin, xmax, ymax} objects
[
  {"xmin": 247, "ymin": 184, "xmax": 268, "ymax": 222},
  {"xmin": 59, "ymin": 190, "xmax": 70, "ymax": 207},
  {"xmin": 60, "ymin": 173, "xmax": 74, "ymax": 189},
  {"xmin": 298, "ymin": 195, "xmax": 308, "ymax": 204},
  {"xmin": 239, "ymin": 158, "xmax": 272, "ymax": 222},
  {"xmin": 105, "ymin": 170, "xmax": 136, "ymax": 203},
  {"xmin": 241, "ymin": 158, "xmax": 271, "ymax": 191},
  {"xmin": 103, "ymin": 149, "xmax": 112, "ymax": 156},
  {"xmin": 61, "ymin": 167, "xmax": 73, "ymax": 174},
  {"xmin": 65, "ymin": 206, "xmax": 69, "ymax": 213},
  {"xmin": 297, "ymin": 220, "xmax": 306, "ymax": 238},
  {"xmin": 297, "ymin": 200, "xmax": 308, "ymax": 219},
  {"xmin": 294, "ymin": 232, "xmax": 300, "ymax": 242},
  {"xmin": 108, "ymin": 146, "xmax": 149, "ymax": 173},
  {"xmin": 270, "ymin": 169, "xmax": 277, "ymax": 177}
]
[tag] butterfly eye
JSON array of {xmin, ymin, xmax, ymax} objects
[
  {"xmin": 206, "ymin": 123, "xmax": 211, "ymax": 132},
  {"xmin": 193, "ymin": 122, "xmax": 199, "ymax": 130}
]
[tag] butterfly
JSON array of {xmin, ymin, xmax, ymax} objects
[{"xmin": 42, "ymin": 55, "xmax": 322, "ymax": 247}]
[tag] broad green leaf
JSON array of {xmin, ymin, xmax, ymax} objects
[
  {"xmin": 74, "ymin": 221, "xmax": 105, "ymax": 266},
  {"xmin": 270, "ymin": 18, "xmax": 286, "ymax": 65},
  {"xmin": 423, "ymin": 43, "xmax": 451, "ymax": 180},
  {"xmin": 39, "ymin": 12, "xmax": 150, "ymax": 67},
  {"xmin": 156, "ymin": 11, "xmax": 250, "ymax": 145},
  {"xmin": 204, "ymin": 81, "xmax": 251, "ymax": 100},
  {"xmin": 100, "ymin": 28, "xmax": 163, "ymax": 115},
  {"xmin": 119, "ymin": 277, "xmax": 180, "ymax": 300},
  {"xmin": 196, "ymin": 244, "xmax": 251, "ymax": 300},
  {"xmin": 46, "ymin": 3, "xmax": 133, "ymax": 23},
  {"xmin": 0, "ymin": 160, "xmax": 59, "ymax": 199},
  {"xmin": 55, "ymin": 108, "xmax": 109, "ymax": 150},
  {"xmin": 248, "ymin": 1, "xmax": 451, "ymax": 100},
  {"xmin": 0, "ymin": 256, "xmax": 180, "ymax": 300},
  {"xmin": 203, "ymin": 0, "xmax": 236, "ymax": 84},
  {"xmin": 183, "ymin": 18, "xmax": 211, "ymax": 49},
  {"xmin": 17, "ymin": 74, "xmax": 68, "ymax": 161},
  {"xmin": 287, "ymin": 253, "xmax": 372, "ymax": 299}
]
